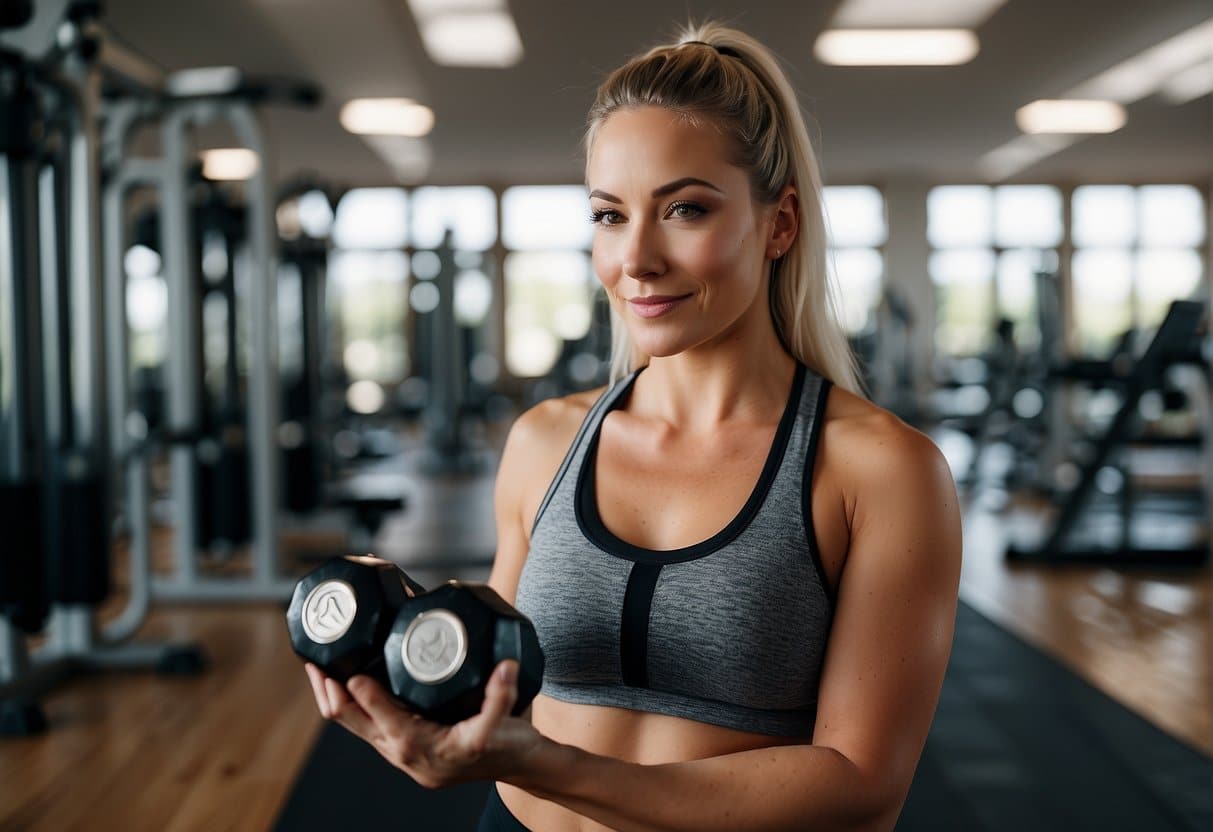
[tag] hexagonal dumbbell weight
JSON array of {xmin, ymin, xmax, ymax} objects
[
  {"xmin": 286, "ymin": 555, "xmax": 426, "ymax": 684},
  {"xmin": 384, "ymin": 582, "xmax": 544, "ymax": 725}
]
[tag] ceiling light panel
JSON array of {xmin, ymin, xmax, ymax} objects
[
  {"xmin": 200, "ymin": 148, "xmax": 259, "ymax": 181},
  {"xmin": 340, "ymin": 98, "xmax": 435, "ymax": 136},
  {"xmin": 419, "ymin": 11, "xmax": 523, "ymax": 67},
  {"xmin": 832, "ymin": 0, "xmax": 1008, "ymax": 28},
  {"xmin": 406, "ymin": 0, "xmax": 524, "ymax": 68},
  {"xmin": 1015, "ymin": 100, "xmax": 1127, "ymax": 134},
  {"xmin": 814, "ymin": 29, "xmax": 979, "ymax": 66}
]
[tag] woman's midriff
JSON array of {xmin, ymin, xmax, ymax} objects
[{"xmin": 497, "ymin": 695, "xmax": 807, "ymax": 832}]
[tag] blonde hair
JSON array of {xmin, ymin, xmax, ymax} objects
[{"xmin": 585, "ymin": 21, "xmax": 863, "ymax": 395}]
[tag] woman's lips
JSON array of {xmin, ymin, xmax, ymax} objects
[{"xmin": 627, "ymin": 294, "xmax": 692, "ymax": 319}]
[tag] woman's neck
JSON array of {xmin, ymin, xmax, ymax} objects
[{"xmin": 632, "ymin": 339, "xmax": 795, "ymax": 430}]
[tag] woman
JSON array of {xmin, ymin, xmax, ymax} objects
[{"xmin": 306, "ymin": 21, "xmax": 962, "ymax": 832}]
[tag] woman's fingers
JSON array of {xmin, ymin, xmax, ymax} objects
[
  {"xmin": 307, "ymin": 665, "xmax": 378, "ymax": 739},
  {"xmin": 324, "ymin": 677, "xmax": 377, "ymax": 738},
  {"xmin": 304, "ymin": 663, "xmax": 330, "ymax": 717},
  {"xmin": 347, "ymin": 674, "xmax": 411, "ymax": 725},
  {"xmin": 454, "ymin": 661, "xmax": 519, "ymax": 754},
  {"xmin": 347, "ymin": 675, "xmax": 432, "ymax": 768}
]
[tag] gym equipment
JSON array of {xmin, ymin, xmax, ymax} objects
[
  {"xmin": 103, "ymin": 64, "xmax": 320, "ymax": 602},
  {"xmin": 1, "ymin": 0, "xmax": 206, "ymax": 737},
  {"xmin": 325, "ymin": 472, "xmax": 410, "ymax": 555},
  {"xmin": 385, "ymin": 582, "xmax": 543, "ymax": 725},
  {"xmin": 1006, "ymin": 300, "xmax": 1209, "ymax": 567},
  {"xmin": 415, "ymin": 232, "xmax": 486, "ymax": 474},
  {"xmin": 277, "ymin": 187, "xmax": 334, "ymax": 514},
  {"xmin": 868, "ymin": 287, "xmax": 921, "ymax": 423},
  {"xmin": 286, "ymin": 555, "xmax": 425, "ymax": 684},
  {"xmin": 0, "ymin": 32, "xmax": 49, "ymax": 641},
  {"xmin": 0, "ymin": 25, "xmax": 51, "ymax": 735},
  {"xmin": 275, "ymin": 182, "xmax": 410, "ymax": 552}
]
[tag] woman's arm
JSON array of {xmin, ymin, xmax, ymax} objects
[
  {"xmin": 511, "ymin": 739, "xmax": 887, "ymax": 832},
  {"xmin": 497, "ymin": 417, "xmax": 963, "ymax": 832},
  {"xmin": 487, "ymin": 392, "xmax": 598, "ymax": 604}
]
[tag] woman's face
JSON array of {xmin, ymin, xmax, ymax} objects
[{"xmin": 586, "ymin": 106, "xmax": 779, "ymax": 361}]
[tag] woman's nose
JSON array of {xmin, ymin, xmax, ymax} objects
[{"xmin": 622, "ymin": 222, "xmax": 665, "ymax": 280}]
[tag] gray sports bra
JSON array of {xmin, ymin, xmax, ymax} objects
[{"xmin": 514, "ymin": 362, "xmax": 835, "ymax": 737}]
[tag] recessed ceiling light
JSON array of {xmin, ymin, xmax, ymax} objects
[
  {"xmin": 832, "ymin": 0, "xmax": 1007, "ymax": 28},
  {"xmin": 420, "ymin": 11, "xmax": 523, "ymax": 68},
  {"xmin": 200, "ymin": 148, "xmax": 259, "ymax": 181},
  {"xmin": 814, "ymin": 29, "xmax": 979, "ymax": 66},
  {"xmin": 1015, "ymin": 100, "xmax": 1127, "ymax": 134},
  {"xmin": 340, "ymin": 98, "xmax": 435, "ymax": 137}
]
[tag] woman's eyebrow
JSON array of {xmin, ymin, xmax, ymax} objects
[
  {"xmin": 653, "ymin": 177, "xmax": 723, "ymax": 198},
  {"xmin": 588, "ymin": 177, "xmax": 725, "ymax": 204}
]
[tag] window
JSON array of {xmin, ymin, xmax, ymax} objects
[
  {"xmin": 927, "ymin": 185, "xmax": 1062, "ymax": 356},
  {"xmin": 503, "ymin": 250, "xmax": 594, "ymax": 377},
  {"xmin": 1071, "ymin": 185, "xmax": 1206, "ymax": 355},
  {"xmin": 329, "ymin": 249, "xmax": 410, "ymax": 390},
  {"xmin": 124, "ymin": 244, "xmax": 168, "ymax": 368},
  {"xmin": 501, "ymin": 187, "xmax": 595, "ymax": 377},
  {"xmin": 332, "ymin": 188, "xmax": 409, "ymax": 249},
  {"xmin": 824, "ymin": 186, "xmax": 886, "ymax": 335},
  {"xmin": 328, "ymin": 189, "xmax": 413, "ymax": 412},
  {"xmin": 411, "ymin": 186, "xmax": 496, "ymax": 251},
  {"xmin": 502, "ymin": 186, "xmax": 592, "ymax": 251}
]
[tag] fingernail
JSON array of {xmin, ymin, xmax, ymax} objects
[{"xmin": 498, "ymin": 663, "xmax": 517, "ymax": 684}]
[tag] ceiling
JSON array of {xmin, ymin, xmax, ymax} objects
[{"xmin": 24, "ymin": 0, "xmax": 1213, "ymax": 188}]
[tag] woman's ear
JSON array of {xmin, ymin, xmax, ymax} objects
[{"xmin": 767, "ymin": 185, "xmax": 799, "ymax": 260}]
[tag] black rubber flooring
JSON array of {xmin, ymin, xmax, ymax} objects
[{"xmin": 275, "ymin": 601, "xmax": 1212, "ymax": 831}]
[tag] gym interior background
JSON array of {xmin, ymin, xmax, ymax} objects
[{"xmin": 1, "ymin": 0, "xmax": 1210, "ymax": 829}]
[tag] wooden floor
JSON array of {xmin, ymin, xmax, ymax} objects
[{"xmin": 0, "ymin": 441, "xmax": 1209, "ymax": 830}]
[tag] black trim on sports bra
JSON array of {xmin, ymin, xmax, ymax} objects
[
  {"xmin": 576, "ymin": 363, "xmax": 807, "ymax": 564},
  {"xmin": 529, "ymin": 376, "xmax": 636, "ymax": 537},
  {"xmin": 801, "ymin": 378, "xmax": 836, "ymax": 604},
  {"xmin": 620, "ymin": 562, "xmax": 663, "ymax": 687}
]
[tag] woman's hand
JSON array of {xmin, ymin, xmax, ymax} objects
[{"xmin": 304, "ymin": 660, "xmax": 547, "ymax": 789}]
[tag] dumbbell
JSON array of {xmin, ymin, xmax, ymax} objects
[
  {"xmin": 287, "ymin": 558, "xmax": 544, "ymax": 724},
  {"xmin": 286, "ymin": 555, "xmax": 426, "ymax": 684},
  {"xmin": 385, "ymin": 581, "xmax": 544, "ymax": 725}
]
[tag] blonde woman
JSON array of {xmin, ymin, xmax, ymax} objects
[{"xmin": 307, "ymin": 22, "xmax": 962, "ymax": 832}]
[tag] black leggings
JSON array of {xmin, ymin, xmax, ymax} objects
[{"xmin": 476, "ymin": 785, "xmax": 532, "ymax": 832}]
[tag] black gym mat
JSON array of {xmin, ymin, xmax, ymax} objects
[
  {"xmin": 275, "ymin": 601, "xmax": 1212, "ymax": 831},
  {"xmin": 272, "ymin": 724, "xmax": 493, "ymax": 831}
]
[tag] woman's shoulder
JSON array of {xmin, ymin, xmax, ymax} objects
[
  {"xmin": 507, "ymin": 386, "xmax": 606, "ymax": 452},
  {"xmin": 819, "ymin": 385, "xmax": 954, "ymax": 501},
  {"xmin": 498, "ymin": 386, "xmax": 607, "ymax": 493}
]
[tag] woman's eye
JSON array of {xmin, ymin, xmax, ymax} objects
[
  {"xmin": 589, "ymin": 208, "xmax": 622, "ymax": 226},
  {"xmin": 668, "ymin": 202, "xmax": 705, "ymax": 219}
]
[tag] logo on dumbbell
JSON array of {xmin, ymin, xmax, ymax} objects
[
  {"xmin": 302, "ymin": 580, "xmax": 358, "ymax": 644},
  {"xmin": 401, "ymin": 609, "xmax": 468, "ymax": 684}
]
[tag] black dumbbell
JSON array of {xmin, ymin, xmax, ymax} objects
[
  {"xmin": 384, "ymin": 582, "xmax": 544, "ymax": 725},
  {"xmin": 286, "ymin": 555, "xmax": 426, "ymax": 684}
]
